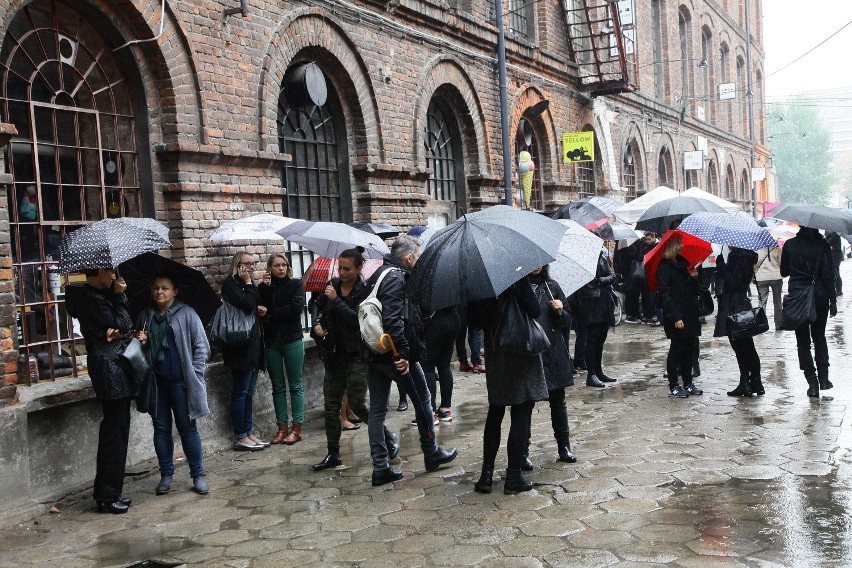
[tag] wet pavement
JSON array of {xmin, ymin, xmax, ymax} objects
[{"xmin": 2, "ymin": 263, "xmax": 852, "ymax": 567}]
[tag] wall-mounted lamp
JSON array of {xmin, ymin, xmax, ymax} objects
[
  {"xmin": 225, "ymin": 0, "xmax": 248, "ymax": 17},
  {"xmin": 697, "ymin": 58, "xmax": 708, "ymax": 68}
]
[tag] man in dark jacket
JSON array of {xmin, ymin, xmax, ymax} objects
[
  {"xmin": 623, "ymin": 233, "xmax": 657, "ymax": 324},
  {"xmin": 780, "ymin": 227, "xmax": 837, "ymax": 396},
  {"xmin": 364, "ymin": 234, "xmax": 457, "ymax": 486}
]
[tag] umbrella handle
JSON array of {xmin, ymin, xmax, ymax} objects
[{"xmin": 378, "ymin": 333, "xmax": 400, "ymax": 359}]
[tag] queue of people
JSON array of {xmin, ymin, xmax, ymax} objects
[{"xmin": 71, "ymin": 225, "xmax": 843, "ymax": 512}]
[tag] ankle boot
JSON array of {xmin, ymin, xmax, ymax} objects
[
  {"xmin": 504, "ymin": 468, "xmax": 533, "ymax": 494},
  {"xmin": 749, "ymin": 376, "xmax": 765, "ymax": 396},
  {"xmin": 727, "ymin": 376, "xmax": 752, "ymax": 397},
  {"xmin": 282, "ymin": 423, "xmax": 302, "ymax": 445},
  {"xmin": 313, "ymin": 451, "xmax": 342, "ymax": 471},
  {"xmin": 806, "ymin": 374, "xmax": 820, "ymax": 397},
  {"xmin": 474, "ymin": 466, "xmax": 494, "ymax": 493},
  {"xmin": 558, "ymin": 442, "xmax": 577, "ymax": 463},
  {"xmin": 817, "ymin": 367, "xmax": 833, "ymax": 390},
  {"xmin": 271, "ymin": 423, "xmax": 289, "ymax": 444}
]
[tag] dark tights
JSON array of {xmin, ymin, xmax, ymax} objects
[{"xmin": 482, "ymin": 401, "xmax": 534, "ymax": 470}]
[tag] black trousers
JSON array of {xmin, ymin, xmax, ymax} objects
[
  {"xmin": 93, "ymin": 397, "xmax": 132, "ymax": 502},
  {"xmin": 585, "ymin": 322, "xmax": 609, "ymax": 377},
  {"xmin": 547, "ymin": 388, "xmax": 570, "ymax": 445},
  {"xmin": 424, "ymin": 316, "xmax": 458, "ymax": 409},
  {"xmin": 625, "ymin": 286, "xmax": 655, "ymax": 319},
  {"xmin": 572, "ymin": 310, "xmax": 589, "ymax": 366},
  {"xmin": 730, "ymin": 336, "xmax": 760, "ymax": 379},
  {"xmin": 482, "ymin": 401, "xmax": 534, "ymax": 470},
  {"xmin": 666, "ymin": 333, "xmax": 696, "ymax": 388},
  {"xmin": 795, "ymin": 298, "xmax": 830, "ymax": 377}
]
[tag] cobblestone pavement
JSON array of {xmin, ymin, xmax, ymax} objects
[{"xmin": 2, "ymin": 264, "xmax": 852, "ymax": 568}]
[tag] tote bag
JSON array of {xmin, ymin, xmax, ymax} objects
[
  {"xmin": 495, "ymin": 293, "xmax": 551, "ymax": 356},
  {"xmin": 209, "ymin": 298, "xmax": 257, "ymax": 348}
]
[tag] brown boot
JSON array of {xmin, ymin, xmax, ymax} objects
[
  {"xmin": 271, "ymin": 423, "xmax": 289, "ymax": 445},
  {"xmin": 282, "ymin": 423, "xmax": 302, "ymax": 445}
]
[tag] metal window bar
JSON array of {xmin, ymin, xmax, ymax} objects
[
  {"xmin": 623, "ymin": 155, "xmax": 636, "ymax": 201},
  {"xmin": 425, "ymin": 105, "xmax": 458, "ymax": 206},
  {"xmin": 577, "ymin": 161, "xmax": 595, "ymax": 199}
]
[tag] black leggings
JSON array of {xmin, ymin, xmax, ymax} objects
[
  {"xmin": 482, "ymin": 401, "xmax": 534, "ymax": 470},
  {"xmin": 585, "ymin": 322, "xmax": 609, "ymax": 377},
  {"xmin": 730, "ymin": 337, "xmax": 760, "ymax": 379},
  {"xmin": 667, "ymin": 332, "xmax": 696, "ymax": 387}
]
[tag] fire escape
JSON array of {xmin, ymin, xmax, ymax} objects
[{"xmin": 565, "ymin": 0, "xmax": 638, "ymax": 97}]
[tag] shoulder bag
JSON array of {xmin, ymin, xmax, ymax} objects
[
  {"xmin": 698, "ymin": 288, "xmax": 715, "ymax": 317},
  {"xmin": 726, "ymin": 280, "xmax": 769, "ymax": 340},
  {"xmin": 779, "ymin": 263, "xmax": 819, "ymax": 331},
  {"xmin": 209, "ymin": 297, "xmax": 257, "ymax": 348},
  {"xmin": 495, "ymin": 292, "xmax": 551, "ymax": 356}
]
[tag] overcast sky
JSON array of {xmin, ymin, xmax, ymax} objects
[{"xmin": 763, "ymin": 1, "xmax": 852, "ymax": 99}]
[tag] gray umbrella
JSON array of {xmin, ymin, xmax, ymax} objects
[
  {"xmin": 58, "ymin": 218, "xmax": 171, "ymax": 274},
  {"xmin": 276, "ymin": 220, "xmax": 390, "ymax": 259},
  {"xmin": 348, "ymin": 222, "xmax": 400, "ymax": 239},
  {"xmin": 408, "ymin": 205, "xmax": 566, "ymax": 310},
  {"xmin": 635, "ymin": 196, "xmax": 728, "ymax": 236},
  {"xmin": 597, "ymin": 221, "xmax": 639, "ymax": 241},
  {"xmin": 770, "ymin": 203, "xmax": 852, "ymax": 234}
]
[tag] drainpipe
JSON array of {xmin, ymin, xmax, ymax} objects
[
  {"xmin": 495, "ymin": 0, "xmax": 512, "ymax": 205},
  {"xmin": 745, "ymin": 0, "xmax": 757, "ymax": 217}
]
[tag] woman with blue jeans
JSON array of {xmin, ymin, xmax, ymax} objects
[
  {"xmin": 221, "ymin": 251, "xmax": 268, "ymax": 451},
  {"xmin": 259, "ymin": 253, "xmax": 306, "ymax": 444},
  {"xmin": 137, "ymin": 275, "xmax": 211, "ymax": 495}
]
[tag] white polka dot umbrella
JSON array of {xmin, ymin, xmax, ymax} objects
[
  {"xmin": 678, "ymin": 212, "xmax": 776, "ymax": 251},
  {"xmin": 58, "ymin": 218, "xmax": 171, "ymax": 274}
]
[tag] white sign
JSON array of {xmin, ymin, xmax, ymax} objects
[
  {"xmin": 752, "ymin": 167, "xmax": 766, "ymax": 181},
  {"xmin": 609, "ymin": 28, "xmax": 635, "ymax": 57},
  {"xmin": 697, "ymin": 136, "xmax": 708, "ymax": 153},
  {"xmin": 719, "ymin": 83, "xmax": 736, "ymax": 100},
  {"xmin": 695, "ymin": 106, "xmax": 705, "ymax": 121},
  {"xmin": 684, "ymin": 150, "xmax": 704, "ymax": 171},
  {"xmin": 617, "ymin": 0, "xmax": 635, "ymax": 26}
]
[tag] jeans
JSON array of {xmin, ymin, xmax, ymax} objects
[
  {"xmin": 756, "ymin": 279, "xmax": 783, "ymax": 326},
  {"xmin": 585, "ymin": 322, "xmax": 609, "ymax": 377},
  {"xmin": 730, "ymin": 337, "xmax": 761, "ymax": 380},
  {"xmin": 482, "ymin": 401, "xmax": 534, "ymax": 470},
  {"xmin": 795, "ymin": 298, "xmax": 830, "ymax": 377},
  {"xmin": 456, "ymin": 326, "xmax": 483, "ymax": 365},
  {"xmin": 230, "ymin": 368, "xmax": 259, "ymax": 438},
  {"xmin": 93, "ymin": 398, "xmax": 132, "ymax": 502},
  {"xmin": 425, "ymin": 317, "xmax": 458, "ymax": 409},
  {"xmin": 323, "ymin": 356, "xmax": 369, "ymax": 451},
  {"xmin": 667, "ymin": 332, "xmax": 696, "ymax": 387},
  {"xmin": 367, "ymin": 360, "xmax": 437, "ymax": 470},
  {"xmin": 265, "ymin": 336, "xmax": 305, "ymax": 424},
  {"xmin": 153, "ymin": 373, "xmax": 204, "ymax": 478}
]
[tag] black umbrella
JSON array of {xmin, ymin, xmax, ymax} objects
[
  {"xmin": 635, "ymin": 196, "xmax": 727, "ymax": 236},
  {"xmin": 58, "ymin": 217, "xmax": 171, "ymax": 274},
  {"xmin": 409, "ymin": 205, "xmax": 565, "ymax": 311},
  {"xmin": 551, "ymin": 196, "xmax": 620, "ymax": 229},
  {"xmin": 347, "ymin": 222, "xmax": 401, "ymax": 239},
  {"xmin": 597, "ymin": 221, "xmax": 639, "ymax": 241},
  {"xmin": 118, "ymin": 253, "xmax": 221, "ymax": 326},
  {"xmin": 770, "ymin": 203, "xmax": 852, "ymax": 234}
]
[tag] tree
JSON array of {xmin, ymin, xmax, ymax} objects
[
  {"xmin": 768, "ymin": 100, "xmax": 834, "ymax": 204},
  {"xmin": 833, "ymin": 150, "xmax": 852, "ymax": 208}
]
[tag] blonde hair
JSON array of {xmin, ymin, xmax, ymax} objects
[
  {"xmin": 662, "ymin": 235, "xmax": 682, "ymax": 260},
  {"xmin": 229, "ymin": 250, "xmax": 254, "ymax": 277},
  {"xmin": 266, "ymin": 253, "xmax": 293, "ymax": 278}
]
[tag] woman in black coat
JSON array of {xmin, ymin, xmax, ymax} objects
[
  {"xmin": 578, "ymin": 249, "xmax": 617, "ymax": 387},
  {"xmin": 65, "ymin": 268, "xmax": 136, "ymax": 514},
  {"xmin": 469, "ymin": 277, "xmax": 549, "ymax": 495},
  {"xmin": 529, "ymin": 266, "xmax": 577, "ymax": 464},
  {"xmin": 221, "ymin": 251, "xmax": 267, "ymax": 451},
  {"xmin": 714, "ymin": 247, "xmax": 762, "ymax": 397},
  {"xmin": 656, "ymin": 235, "xmax": 704, "ymax": 398}
]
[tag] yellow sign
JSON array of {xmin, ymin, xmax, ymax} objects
[{"xmin": 562, "ymin": 132, "xmax": 595, "ymax": 163}]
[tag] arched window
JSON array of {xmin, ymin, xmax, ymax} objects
[
  {"xmin": 658, "ymin": 146, "xmax": 673, "ymax": 188},
  {"xmin": 736, "ymin": 56, "xmax": 745, "ymax": 135},
  {"xmin": 425, "ymin": 97, "xmax": 465, "ymax": 222},
  {"xmin": 623, "ymin": 141, "xmax": 643, "ymax": 201},
  {"xmin": 651, "ymin": 0, "xmax": 666, "ymax": 100},
  {"xmin": 755, "ymin": 70, "xmax": 765, "ymax": 145},
  {"xmin": 720, "ymin": 43, "xmax": 731, "ymax": 131},
  {"xmin": 576, "ymin": 126, "xmax": 597, "ymax": 198},
  {"xmin": 685, "ymin": 168, "xmax": 699, "ymax": 190},
  {"xmin": 701, "ymin": 27, "xmax": 714, "ymax": 123},
  {"xmin": 725, "ymin": 164, "xmax": 736, "ymax": 199},
  {"xmin": 706, "ymin": 159, "xmax": 719, "ymax": 195},
  {"xmin": 1, "ymin": 0, "xmax": 149, "ymax": 382},
  {"xmin": 515, "ymin": 118, "xmax": 543, "ymax": 210},
  {"xmin": 678, "ymin": 8, "xmax": 692, "ymax": 100},
  {"xmin": 741, "ymin": 169, "xmax": 750, "ymax": 203}
]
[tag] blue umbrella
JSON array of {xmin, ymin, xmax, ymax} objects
[{"xmin": 678, "ymin": 212, "xmax": 776, "ymax": 251}]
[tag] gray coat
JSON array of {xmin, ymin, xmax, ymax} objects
[{"xmin": 136, "ymin": 300, "xmax": 211, "ymax": 420}]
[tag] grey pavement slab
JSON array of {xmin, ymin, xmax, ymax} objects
[{"xmin": 2, "ymin": 263, "xmax": 852, "ymax": 566}]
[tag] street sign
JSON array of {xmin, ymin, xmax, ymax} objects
[
  {"xmin": 684, "ymin": 150, "xmax": 704, "ymax": 171},
  {"xmin": 563, "ymin": 131, "xmax": 595, "ymax": 163},
  {"xmin": 719, "ymin": 83, "xmax": 736, "ymax": 100},
  {"xmin": 752, "ymin": 167, "xmax": 766, "ymax": 181}
]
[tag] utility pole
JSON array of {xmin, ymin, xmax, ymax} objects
[
  {"xmin": 495, "ymin": 0, "xmax": 512, "ymax": 205},
  {"xmin": 745, "ymin": 0, "xmax": 757, "ymax": 217}
]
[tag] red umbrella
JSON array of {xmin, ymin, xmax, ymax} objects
[
  {"xmin": 302, "ymin": 257, "xmax": 382, "ymax": 292},
  {"xmin": 643, "ymin": 230, "xmax": 712, "ymax": 292}
]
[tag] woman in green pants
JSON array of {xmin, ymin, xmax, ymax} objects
[{"xmin": 260, "ymin": 253, "xmax": 306, "ymax": 444}]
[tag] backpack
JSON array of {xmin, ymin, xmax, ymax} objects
[{"xmin": 358, "ymin": 267, "xmax": 399, "ymax": 354}]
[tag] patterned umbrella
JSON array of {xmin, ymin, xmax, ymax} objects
[
  {"xmin": 301, "ymin": 257, "xmax": 383, "ymax": 292},
  {"xmin": 209, "ymin": 213, "xmax": 299, "ymax": 242},
  {"xmin": 678, "ymin": 212, "xmax": 776, "ymax": 251},
  {"xmin": 58, "ymin": 218, "xmax": 171, "ymax": 274},
  {"xmin": 549, "ymin": 219, "xmax": 604, "ymax": 296},
  {"xmin": 276, "ymin": 220, "xmax": 390, "ymax": 259}
]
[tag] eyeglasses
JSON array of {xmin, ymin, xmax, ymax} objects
[{"xmin": 239, "ymin": 261, "xmax": 258, "ymax": 267}]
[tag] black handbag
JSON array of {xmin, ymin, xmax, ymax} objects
[
  {"xmin": 135, "ymin": 369, "xmax": 157, "ymax": 416},
  {"xmin": 779, "ymin": 265, "xmax": 819, "ymax": 331},
  {"xmin": 209, "ymin": 298, "xmax": 257, "ymax": 348},
  {"xmin": 116, "ymin": 336, "xmax": 152, "ymax": 384},
  {"xmin": 726, "ymin": 291, "xmax": 769, "ymax": 340},
  {"xmin": 698, "ymin": 288, "xmax": 714, "ymax": 317},
  {"xmin": 495, "ymin": 293, "xmax": 551, "ymax": 356}
]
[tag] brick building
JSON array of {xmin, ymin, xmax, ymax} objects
[{"xmin": 0, "ymin": 0, "xmax": 765, "ymax": 503}]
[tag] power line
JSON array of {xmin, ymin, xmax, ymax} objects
[{"xmin": 767, "ymin": 18, "xmax": 852, "ymax": 78}]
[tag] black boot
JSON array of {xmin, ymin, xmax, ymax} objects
[
  {"xmin": 313, "ymin": 451, "xmax": 342, "ymax": 471},
  {"xmin": 520, "ymin": 455, "xmax": 534, "ymax": 471},
  {"xmin": 817, "ymin": 367, "xmax": 833, "ymax": 391},
  {"xmin": 504, "ymin": 468, "xmax": 533, "ymax": 494},
  {"xmin": 806, "ymin": 374, "xmax": 820, "ymax": 398},
  {"xmin": 558, "ymin": 439, "xmax": 577, "ymax": 463},
  {"xmin": 371, "ymin": 467, "xmax": 403, "ymax": 486},
  {"xmin": 586, "ymin": 375, "xmax": 605, "ymax": 388},
  {"xmin": 424, "ymin": 446, "xmax": 458, "ymax": 472},
  {"xmin": 474, "ymin": 466, "xmax": 494, "ymax": 493},
  {"xmin": 727, "ymin": 376, "xmax": 752, "ymax": 397},
  {"xmin": 749, "ymin": 375, "xmax": 765, "ymax": 396},
  {"xmin": 385, "ymin": 430, "xmax": 400, "ymax": 460}
]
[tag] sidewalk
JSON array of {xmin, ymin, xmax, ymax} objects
[{"xmin": 1, "ymin": 262, "xmax": 851, "ymax": 567}]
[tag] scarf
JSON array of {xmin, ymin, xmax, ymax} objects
[{"xmin": 148, "ymin": 311, "xmax": 170, "ymax": 363}]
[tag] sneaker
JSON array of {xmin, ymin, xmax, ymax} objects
[
  {"xmin": 668, "ymin": 385, "xmax": 689, "ymax": 398},
  {"xmin": 472, "ymin": 363, "xmax": 486, "ymax": 373},
  {"xmin": 684, "ymin": 383, "xmax": 703, "ymax": 396},
  {"xmin": 625, "ymin": 316, "xmax": 642, "ymax": 324},
  {"xmin": 458, "ymin": 361, "xmax": 473, "ymax": 372},
  {"xmin": 411, "ymin": 415, "xmax": 440, "ymax": 426},
  {"xmin": 436, "ymin": 408, "xmax": 453, "ymax": 422}
]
